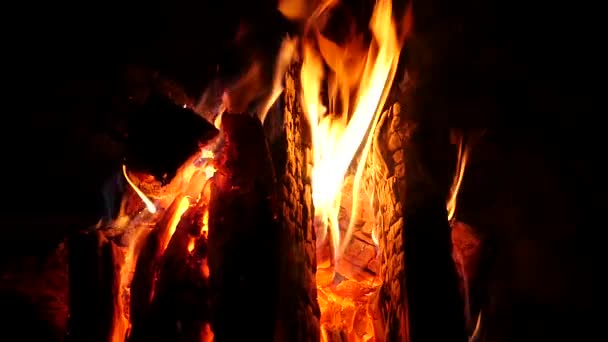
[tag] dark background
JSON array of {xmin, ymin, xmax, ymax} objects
[{"xmin": 0, "ymin": 0, "xmax": 601, "ymax": 340}]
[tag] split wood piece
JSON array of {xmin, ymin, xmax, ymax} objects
[
  {"xmin": 124, "ymin": 92, "xmax": 219, "ymax": 183},
  {"xmin": 207, "ymin": 113, "xmax": 280, "ymax": 341},
  {"xmin": 67, "ymin": 230, "xmax": 119, "ymax": 342},
  {"xmin": 128, "ymin": 203, "xmax": 210, "ymax": 342},
  {"xmin": 128, "ymin": 194, "xmax": 188, "ymax": 341}
]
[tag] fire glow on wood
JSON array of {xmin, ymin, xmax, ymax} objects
[{"xmin": 109, "ymin": 147, "xmax": 217, "ymax": 341}]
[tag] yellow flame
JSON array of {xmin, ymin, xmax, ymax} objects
[
  {"xmin": 447, "ymin": 134, "xmax": 470, "ymax": 222},
  {"xmin": 204, "ymin": 165, "xmax": 216, "ymax": 180},
  {"xmin": 301, "ymin": 0, "xmax": 403, "ymax": 260},
  {"xmin": 201, "ymin": 149, "xmax": 214, "ymax": 159},
  {"xmin": 214, "ymin": 112, "xmax": 223, "ymax": 129},
  {"xmin": 122, "ymin": 164, "xmax": 157, "ymax": 214}
]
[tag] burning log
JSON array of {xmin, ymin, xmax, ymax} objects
[
  {"xmin": 128, "ymin": 200, "xmax": 211, "ymax": 342},
  {"xmin": 124, "ymin": 92, "xmax": 219, "ymax": 182},
  {"xmin": 371, "ymin": 96, "xmax": 467, "ymax": 341},
  {"xmin": 266, "ymin": 63, "xmax": 320, "ymax": 342},
  {"xmin": 370, "ymin": 102, "xmax": 410, "ymax": 341},
  {"xmin": 207, "ymin": 113, "xmax": 281, "ymax": 341}
]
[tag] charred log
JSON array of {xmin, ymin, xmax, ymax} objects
[
  {"xmin": 67, "ymin": 230, "xmax": 118, "ymax": 342},
  {"xmin": 207, "ymin": 113, "xmax": 280, "ymax": 341},
  {"xmin": 124, "ymin": 92, "xmax": 219, "ymax": 182}
]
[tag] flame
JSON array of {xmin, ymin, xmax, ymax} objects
[
  {"xmin": 371, "ymin": 228, "xmax": 379, "ymax": 246},
  {"xmin": 301, "ymin": 0, "xmax": 404, "ymax": 260},
  {"xmin": 294, "ymin": 1, "xmax": 411, "ymax": 340},
  {"xmin": 213, "ymin": 112, "xmax": 223, "ymax": 129},
  {"xmin": 112, "ymin": 224, "xmax": 152, "ymax": 342},
  {"xmin": 469, "ymin": 310, "xmax": 482, "ymax": 341},
  {"xmin": 223, "ymin": 61, "xmax": 264, "ymax": 114},
  {"xmin": 258, "ymin": 37, "xmax": 298, "ymax": 122},
  {"xmin": 162, "ymin": 196, "xmax": 191, "ymax": 253},
  {"xmin": 122, "ymin": 164, "xmax": 157, "ymax": 213},
  {"xmin": 201, "ymin": 149, "xmax": 214, "ymax": 159},
  {"xmin": 447, "ymin": 132, "xmax": 470, "ymax": 222}
]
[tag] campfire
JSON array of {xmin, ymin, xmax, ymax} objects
[{"xmin": 64, "ymin": 1, "xmax": 482, "ymax": 341}]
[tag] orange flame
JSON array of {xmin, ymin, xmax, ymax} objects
[
  {"xmin": 122, "ymin": 164, "xmax": 157, "ymax": 213},
  {"xmin": 109, "ymin": 144, "xmax": 218, "ymax": 342},
  {"xmin": 301, "ymin": 0, "xmax": 404, "ymax": 260},
  {"xmin": 162, "ymin": 196, "xmax": 191, "ymax": 254},
  {"xmin": 201, "ymin": 323, "xmax": 214, "ymax": 342}
]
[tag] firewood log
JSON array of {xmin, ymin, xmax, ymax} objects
[
  {"xmin": 207, "ymin": 113, "xmax": 280, "ymax": 341},
  {"xmin": 128, "ymin": 195, "xmax": 187, "ymax": 341},
  {"xmin": 124, "ymin": 92, "xmax": 219, "ymax": 183},
  {"xmin": 67, "ymin": 230, "xmax": 117, "ymax": 342},
  {"xmin": 128, "ymin": 204, "xmax": 210, "ymax": 342}
]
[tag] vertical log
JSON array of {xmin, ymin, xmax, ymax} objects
[
  {"xmin": 265, "ymin": 62, "xmax": 320, "ymax": 341},
  {"xmin": 373, "ymin": 103, "xmax": 410, "ymax": 341},
  {"xmin": 207, "ymin": 113, "xmax": 281, "ymax": 341}
]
